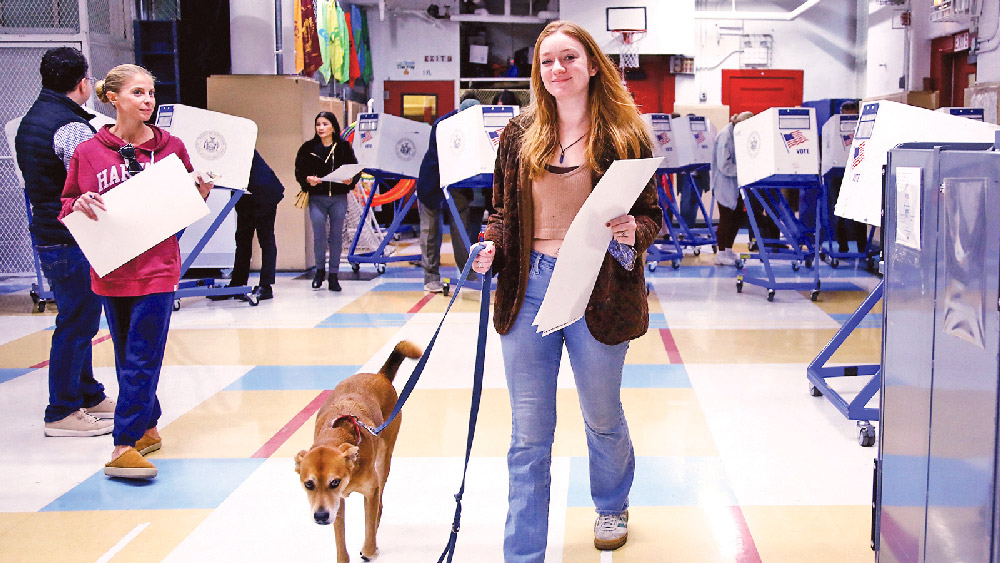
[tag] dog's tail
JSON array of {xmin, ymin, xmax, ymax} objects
[{"xmin": 378, "ymin": 340, "xmax": 423, "ymax": 382}]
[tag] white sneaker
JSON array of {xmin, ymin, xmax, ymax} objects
[
  {"xmin": 714, "ymin": 249, "xmax": 737, "ymax": 266},
  {"xmin": 44, "ymin": 409, "xmax": 114, "ymax": 437},
  {"xmin": 84, "ymin": 397, "xmax": 116, "ymax": 419},
  {"xmin": 423, "ymin": 280, "xmax": 444, "ymax": 293},
  {"xmin": 594, "ymin": 511, "xmax": 629, "ymax": 550}
]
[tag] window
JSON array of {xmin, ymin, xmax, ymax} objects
[{"xmin": 402, "ymin": 94, "xmax": 438, "ymax": 124}]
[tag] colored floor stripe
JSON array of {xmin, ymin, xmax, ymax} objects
[
  {"xmin": 252, "ymin": 390, "xmax": 332, "ymax": 459},
  {"xmin": 730, "ymin": 506, "xmax": 763, "ymax": 563},
  {"xmin": 407, "ymin": 292, "xmax": 436, "ymax": 314},
  {"xmin": 96, "ymin": 522, "xmax": 150, "ymax": 563},
  {"xmin": 29, "ymin": 334, "xmax": 111, "ymax": 369},
  {"xmin": 658, "ymin": 328, "xmax": 683, "ymax": 364}
]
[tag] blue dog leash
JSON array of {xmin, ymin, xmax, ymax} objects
[{"xmin": 351, "ymin": 243, "xmax": 491, "ymax": 561}]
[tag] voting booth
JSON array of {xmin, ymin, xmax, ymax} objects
[
  {"xmin": 734, "ymin": 107, "xmax": 819, "ymax": 186},
  {"xmin": 437, "ymin": 105, "xmax": 519, "ymax": 187},
  {"xmin": 821, "ymin": 114, "xmax": 858, "ymax": 176},
  {"xmin": 154, "ymin": 104, "xmax": 257, "ymax": 270},
  {"xmin": 436, "ymin": 105, "xmax": 519, "ymax": 255},
  {"xmin": 641, "ymin": 114, "xmax": 680, "ymax": 169},
  {"xmin": 732, "ymin": 108, "xmax": 822, "ymax": 301},
  {"xmin": 836, "ymin": 100, "xmax": 1000, "ymax": 226},
  {"xmin": 352, "ymin": 113, "xmax": 430, "ymax": 178},
  {"xmin": 935, "ymin": 107, "xmax": 985, "ymax": 121},
  {"xmin": 672, "ymin": 115, "xmax": 715, "ymax": 169}
]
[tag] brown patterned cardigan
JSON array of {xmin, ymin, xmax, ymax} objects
[{"xmin": 482, "ymin": 113, "xmax": 663, "ymax": 346}]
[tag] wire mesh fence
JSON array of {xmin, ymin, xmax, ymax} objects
[{"xmin": 0, "ymin": 0, "xmax": 133, "ymax": 276}]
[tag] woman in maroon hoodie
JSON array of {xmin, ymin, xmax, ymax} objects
[{"xmin": 60, "ymin": 64, "xmax": 213, "ymax": 479}]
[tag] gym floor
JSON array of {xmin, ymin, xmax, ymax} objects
[{"xmin": 0, "ymin": 234, "xmax": 880, "ymax": 562}]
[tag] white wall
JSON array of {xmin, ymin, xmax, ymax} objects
[
  {"xmin": 561, "ymin": 0, "xmax": 697, "ymax": 56},
  {"xmin": 229, "ymin": 0, "xmax": 296, "ymax": 75},
  {"xmin": 677, "ymin": 0, "xmax": 859, "ymax": 106},
  {"xmin": 366, "ymin": 9, "xmax": 461, "ymax": 113},
  {"xmin": 977, "ymin": 0, "xmax": 1000, "ymax": 83}
]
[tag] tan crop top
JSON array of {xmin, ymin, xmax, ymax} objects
[{"xmin": 532, "ymin": 165, "xmax": 592, "ymax": 241}]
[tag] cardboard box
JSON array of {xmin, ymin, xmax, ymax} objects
[
  {"xmin": 672, "ymin": 115, "xmax": 715, "ymax": 169},
  {"xmin": 641, "ymin": 114, "xmax": 680, "ymax": 169},
  {"xmin": 836, "ymin": 99, "xmax": 1000, "ymax": 225},
  {"xmin": 965, "ymin": 82, "xmax": 1000, "ymax": 124},
  {"xmin": 319, "ymin": 96, "xmax": 347, "ymax": 128},
  {"xmin": 437, "ymin": 105, "xmax": 519, "ymax": 186},
  {"xmin": 733, "ymin": 107, "xmax": 819, "ymax": 187},
  {"xmin": 863, "ymin": 90, "xmax": 940, "ymax": 110},
  {"xmin": 208, "ymin": 74, "xmax": 321, "ymax": 270},
  {"xmin": 352, "ymin": 113, "xmax": 430, "ymax": 178},
  {"xmin": 821, "ymin": 114, "xmax": 858, "ymax": 175}
]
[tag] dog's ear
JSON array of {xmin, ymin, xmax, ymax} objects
[
  {"xmin": 338, "ymin": 444, "xmax": 360, "ymax": 464},
  {"xmin": 294, "ymin": 450, "xmax": 307, "ymax": 473}
]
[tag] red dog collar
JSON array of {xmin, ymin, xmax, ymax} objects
[{"xmin": 332, "ymin": 415, "xmax": 363, "ymax": 446}]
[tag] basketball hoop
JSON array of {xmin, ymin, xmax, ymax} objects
[{"xmin": 612, "ymin": 29, "xmax": 646, "ymax": 71}]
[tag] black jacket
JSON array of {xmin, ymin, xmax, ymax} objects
[
  {"xmin": 15, "ymin": 89, "xmax": 96, "ymax": 246},
  {"xmin": 245, "ymin": 150, "xmax": 285, "ymax": 209},
  {"xmin": 294, "ymin": 138, "xmax": 358, "ymax": 196}
]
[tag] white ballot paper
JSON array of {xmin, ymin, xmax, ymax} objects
[
  {"xmin": 320, "ymin": 163, "xmax": 366, "ymax": 183},
  {"xmin": 532, "ymin": 157, "xmax": 663, "ymax": 335},
  {"xmin": 62, "ymin": 154, "xmax": 210, "ymax": 278}
]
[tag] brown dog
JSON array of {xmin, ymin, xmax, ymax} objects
[{"xmin": 295, "ymin": 340, "xmax": 421, "ymax": 562}]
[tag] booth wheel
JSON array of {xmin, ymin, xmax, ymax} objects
[
  {"xmin": 376, "ymin": 263, "xmax": 386, "ymax": 275},
  {"xmin": 712, "ymin": 245, "xmax": 718, "ymax": 253},
  {"xmin": 351, "ymin": 263, "xmax": 361, "ymax": 273},
  {"xmin": 30, "ymin": 291, "xmax": 46, "ymax": 313},
  {"xmin": 830, "ymin": 258, "xmax": 840, "ymax": 268},
  {"xmin": 736, "ymin": 278, "xmax": 744, "ymax": 293},
  {"xmin": 791, "ymin": 261, "xmax": 800, "ymax": 272},
  {"xmin": 442, "ymin": 282, "xmax": 450, "ymax": 297},
  {"xmin": 671, "ymin": 259, "xmax": 681, "ymax": 269},
  {"xmin": 809, "ymin": 384, "xmax": 822, "ymax": 397},
  {"xmin": 767, "ymin": 289, "xmax": 775, "ymax": 302},
  {"xmin": 819, "ymin": 251, "xmax": 827, "ymax": 262},
  {"xmin": 858, "ymin": 421, "xmax": 876, "ymax": 447},
  {"xmin": 693, "ymin": 248, "xmax": 701, "ymax": 256},
  {"xmin": 173, "ymin": 298, "xmax": 181, "ymax": 311},
  {"xmin": 246, "ymin": 293, "xmax": 259, "ymax": 306},
  {"xmin": 805, "ymin": 256, "xmax": 814, "ymax": 269},
  {"xmin": 648, "ymin": 261, "xmax": 657, "ymax": 272},
  {"xmin": 811, "ymin": 289, "xmax": 820, "ymax": 301}
]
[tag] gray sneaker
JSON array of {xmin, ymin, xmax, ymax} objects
[
  {"xmin": 84, "ymin": 397, "xmax": 116, "ymax": 419},
  {"xmin": 44, "ymin": 409, "xmax": 114, "ymax": 437},
  {"xmin": 424, "ymin": 280, "xmax": 444, "ymax": 293},
  {"xmin": 594, "ymin": 510, "xmax": 629, "ymax": 550}
]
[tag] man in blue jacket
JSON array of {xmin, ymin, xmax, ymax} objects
[{"xmin": 15, "ymin": 47, "xmax": 115, "ymax": 437}]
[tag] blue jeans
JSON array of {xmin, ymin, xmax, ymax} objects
[
  {"xmin": 499, "ymin": 251, "xmax": 634, "ymax": 562},
  {"xmin": 36, "ymin": 244, "xmax": 106, "ymax": 422},
  {"xmin": 102, "ymin": 293, "xmax": 173, "ymax": 446},
  {"xmin": 678, "ymin": 173, "xmax": 699, "ymax": 228},
  {"xmin": 309, "ymin": 193, "xmax": 348, "ymax": 274}
]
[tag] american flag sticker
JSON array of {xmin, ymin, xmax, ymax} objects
[
  {"xmin": 656, "ymin": 132, "xmax": 671, "ymax": 147},
  {"xmin": 852, "ymin": 141, "xmax": 865, "ymax": 169},
  {"xmin": 488, "ymin": 128, "xmax": 503, "ymax": 149},
  {"xmin": 694, "ymin": 131, "xmax": 706, "ymax": 144},
  {"xmin": 361, "ymin": 131, "xmax": 373, "ymax": 144},
  {"xmin": 782, "ymin": 130, "xmax": 807, "ymax": 149},
  {"xmin": 842, "ymin": 134, "xmax": 854, "ymax": 148}
]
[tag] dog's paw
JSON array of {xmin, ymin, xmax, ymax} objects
[{"xmin": 360, "ymin": 548, "xmax": 379, "ymax": 561}]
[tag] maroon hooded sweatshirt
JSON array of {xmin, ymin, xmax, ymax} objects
[{"xmin": 60, "ymin": 125, "xmax": 194, "ymax": 297}]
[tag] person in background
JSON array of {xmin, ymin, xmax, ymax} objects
[
  {"xmin": 14, "ymin": 46, "xmax": 116, "ymax": 437},
  {"xmin": 829, "ymin": 100, "xmax": 867, "ymax": 255},
  {"xmin": 472, "ymin": 20, "xmax": 662, "ymax": 560},
  {"xmin": 295, "ymin": 112, "xmax": 358, "ymax": 292},
  {"xmin": 677, "ymin": 115, "xmax": 710, "ymax": 230},
  {"xmin": 60, "ymin": 63, "xmax": 214, "ymax": 479},
  {"xmin": 711, "ymin": 111, "xmax": 754, "ymax": 266},
  {"xmin": 416, "ymin": 93, "xmax": 481, "ymax": 293},
  {"xmin": 211, "ymin": 150, "xmax": 284, "ymax": 301}
]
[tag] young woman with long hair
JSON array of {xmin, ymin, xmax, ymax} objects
[{"xmin": 472, "ymin": 20, "xmax": 663, "ymax": 560}]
